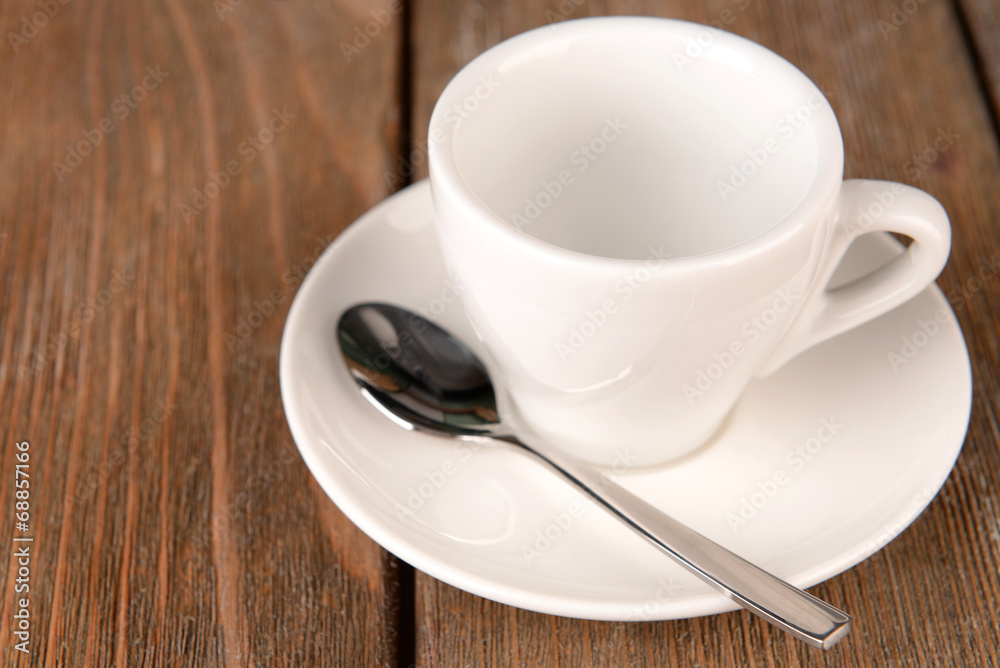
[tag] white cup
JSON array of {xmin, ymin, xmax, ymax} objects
[{"xmin": 428, "ymin": 16, "xmax": 951, "ymax": 467}]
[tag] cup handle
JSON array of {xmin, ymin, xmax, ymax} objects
[{"xmin": 758, "ymin": 178, "xmax": 951, "ymax": 376}]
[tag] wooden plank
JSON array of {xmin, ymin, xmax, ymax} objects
[
  {"xmin": 410, "ymin": 0, "xmax": 1000, "ymax": 665},
  {"xmin": 955, "ymin": 0, "xmax": 1000, "ymax": 121},
  {"xmin": 0, "ymin": 0, "xmax": 405, "ymax": 665}
]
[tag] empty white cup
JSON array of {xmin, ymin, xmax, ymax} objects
[{"xmin": 428, "ymin": 16, "xmax": 951, "ymax": 467}]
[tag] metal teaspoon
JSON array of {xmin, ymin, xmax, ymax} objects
[{"xmin": 336, "ymin": 302, "xmax": 851, "ymax": 649}]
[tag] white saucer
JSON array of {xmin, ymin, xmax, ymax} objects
[{"xmin": 279, "ymin": 180, "xmax": 972, "ymax": 621}]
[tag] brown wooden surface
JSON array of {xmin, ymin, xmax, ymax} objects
[{"xmin": 1, "ymin": 0, "xmax": 998, "ymax": 666}]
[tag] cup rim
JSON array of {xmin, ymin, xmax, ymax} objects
[{"xmin": 428, "ymin": 15, "xmax": 846, "ymax": 270}]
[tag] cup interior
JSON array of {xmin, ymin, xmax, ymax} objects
[{"xmin": 436, "ymin": 18, "xmax": 840, "ymax": 261}]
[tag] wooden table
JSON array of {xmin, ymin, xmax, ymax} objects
[{"xmin": 2, "ymin": 0, "xmax": 999, "ymax": 665}]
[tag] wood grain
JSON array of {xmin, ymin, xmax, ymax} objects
[
  {"xmin": 410, "ymin": 1, "xmax": 1000, "ymax": 666},
  {"xmin": 0, "ymin": 0, "xmax": 406, "ymax": 665},
  {"xmin": 0, "ymin": 0, "xmax": 998, "ymax": 666}
]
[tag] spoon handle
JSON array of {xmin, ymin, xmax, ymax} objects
[{"xmin": 500, "ymin": 435, "xmax": 852, "ymax": 649}]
